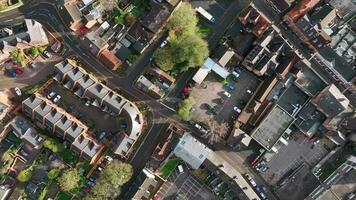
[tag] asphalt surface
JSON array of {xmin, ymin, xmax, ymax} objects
[{"xmin": 0, "ymin": 0, "xmax": 247, "ymax": 190}]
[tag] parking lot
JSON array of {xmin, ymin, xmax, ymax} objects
[
  {"xmin": 190, "ymin": 70, "xmax": 260, "ymax": 125},
  {"xmin": 42, "ymin": 83, "xmax": 125, "ymax": 134},
  {"xmin": 157, "ymin": 163, "xmax": 217, "ymax": 200},
  {"xmin": 260, "ymin": 131, "xmax": 335, "ymax": 184}
]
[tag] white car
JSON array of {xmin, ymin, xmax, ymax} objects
[
  {"xmin": 178, "ymin": 165, "xmax": 184, "ymax": 174},
  {"xmin": 85, "ymin": 100, "xmax": 91, "ymax": 106},
  {"xmin": 47, "ymin": 92, "xmax": 56, "ymax": 99},
  {"xmin": 233, "ymin": 106, "xmax": 241, "ymax": 113},
  {"xmin": 160, "ymin": 40, "xmax": 168, "ymax": 47},
  {"xmin": 223, "ymin": 91, "xmax": 231, "ymax": 98},
  {"xmin": 14, "ymin": 87, "xmax": 22, "ymax": 96},
  {"xmin": 105, "ymin": 156, "xmax": 113, "ymax": 162},
  {"xmin": 250, "ymin": 179, "xmax": 257, "ymax": 187},
  {"xmin": 43, "ymin": 50, "xmax": 51, "ymax": 58},
  {"xmin": 194, "ymin": 123, "xmax": 202, "ymax": 130},
  {"xmin": 246, "ymin": 89, "xmax": 253, "ymax": 94},
  {"xmin": 53, "ymin": 95, "xmax": 61, "ymax": 103}
]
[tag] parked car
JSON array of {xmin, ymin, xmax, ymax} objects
[
  {"xmin": 224, "ymin": 82, "xmax": 235, "ymax": 90},
  {"xmin": 120, "ymin": 123, "xmax": 127, "ymax": 129},
  {"xmin": 178, "ymin": 165, "xmax": 184, "ymax": 174},
  {"xmin": 105, "ymin": 156, "xmax": 113, "ymax": 162},
  {"xmin": 42, "ymin": 50, "xmax": 51, "ymax": 58},
  {"xmin": 232, "ymin": 71, "xmax": 240, "ymax": 79},
  {"xmin": 234, "ymin": 67, "xmax": 242, "ymax": 74},
  {"xmin": 13, "ymin": 66, "xmax": 24, "ymax": 75},
  {"xmin": 53, "ymin": 95, "xmax": 61, "ymax": 103},
  {"xmin": 233, "ymin": 106, "xmax": 241, "ymax": 113},
  {"xmin": 99, "ymin": 131, "xmax": 107, "ymax": 140},
  {"xmin": 245, "ymin": 174, "xmax": 257, "ymax": 187},
  {"xmin": 47, "ymin": 92, "xmax": 56, "ymax": 99},
  {"xmin": 223, "ymin": 91, "xmax": 231, "ymax": 98},
  {"xmin": 246, "ymin": 89, "xmax": 253, "ymax": 94},
  {"xmin": 29, "ymin": 63, "xmax": 37, "ymax": 69},
  {"xmin": 85, "ymin": 100, "xmax": 91, "ymax": 106},
  {"xmin": 14, "ymin": 87, "xmax": 22, "ymax": 96},
  {"xmin": 160, "ymin": 39, "xmax": 168, "ymax": 47}
]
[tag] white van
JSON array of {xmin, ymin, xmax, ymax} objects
[{"xmin": 178, "ymin": 165, "xmax": 184, "ymax": 174}]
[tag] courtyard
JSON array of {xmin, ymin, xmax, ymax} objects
[{"xmin": 42, "ymin": 82, "xmax": 126, "ymax": 136}]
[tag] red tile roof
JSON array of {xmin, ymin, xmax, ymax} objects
[
  {"xmin": 286, "ymin": 0, "xmax": 321, "ymax": 22},
  {"xmin": 99, "ymin": 49, "xmax": 122, "ymax": 70}
]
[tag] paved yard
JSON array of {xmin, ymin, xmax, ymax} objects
[
  {"xmin": 190, "ymin": 70, "xmax": 260, "ymax": 125},
  {"xmin": 276, "ymin": 164, "xmax": 320, "ymax": 200},
  {"xmin": 43, "ymin": 83, "xmax": 125, "ymax": 134},
  {"xmin": 260, "ymin": 132, "xmax": 335, "ymax": 185},
  {"xmin": 157, "ymin": 163, "xmax": 217, "ymax": 200}
]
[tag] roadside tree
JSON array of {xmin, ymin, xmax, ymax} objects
[{"xmin": 178, "ymin": 96, "xmax": 195, "ymax": 121}]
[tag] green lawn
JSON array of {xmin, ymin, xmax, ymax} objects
[
  {"xmin": 57, "ymin": 191, "xmax": 72, "ymax": 200},
  {"xmin": 160, "ymin": 159, "xmax": 180, "ymax": 177},
  {"xmin": 22, "ymin": 83, "xmax": 42, "ymax": 94}
]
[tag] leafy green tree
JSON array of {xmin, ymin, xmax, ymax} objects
[
  {"xmin": 48, "ymin": 168, "xmax": 61, "ymax": 180},
  {"xmin": 17, "ymin": 167, "xmax": 33, "ymax": 183},
  {"xmin": 178, "ymin": 96, "xmax": 195, "ymax": 121},
  {"xmin": 167, "ymin": 2, "xmax": 198, "ymax": 33},
  {"xmin": 154, "ymin": 2, "xmax": 209, "ymax": 73},
  {"xmin": 43, "ymin": 138, "xmax": 64, "ymax": 153},
  {"xmin": 58, "ymin": 168, "xmax": 80, "ymax": 192},
  {"xmin": 29, "ymin": 47, "xmax": 39, "ymax": 58},
  {"xmin": 84, "ymin": 161, "xmax": 132, "ymax": 200}
]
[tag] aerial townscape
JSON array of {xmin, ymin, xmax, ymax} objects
[{"xmin": 0, "ymin": 0, "xmax": 355, "ymax": 200}]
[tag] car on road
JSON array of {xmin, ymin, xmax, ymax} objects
[
  {"xmin": 53, "ymin": 95, "xmax": 61, "ymax": 103},
  {"xmin": 233, "ymin": 106, "xmax": 241, "ymax": 113},
  {"xmin": 223, "ymin": 91, "xmax": 231, "ymax": 98},
  {"xmin": 47, "ymin": 92, "xmax": 56, "ymax": 99},
  {"xmin": 14, "ymin": 87, "xmax": 22, "ymax": 96},
  {"xmin": 224, "ymin": 82, "xmax": 235, "ymax": 90}
]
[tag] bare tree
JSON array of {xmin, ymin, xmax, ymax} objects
[
  {"xmin": 100, "ymin": 0, "xmax": 118, "ymax": 12},
  {"xmin": 203, "ymin": 119, "xmax": 229, "ymax": 144}
]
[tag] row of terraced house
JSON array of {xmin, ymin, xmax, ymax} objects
[{"xmin": 21, "ymin": 60, "xmax": 143, "ymax": 163}]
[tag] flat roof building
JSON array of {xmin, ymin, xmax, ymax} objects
[
  {"xmin": 251, "ymin": 105, "xmax": 294, "ymax": 150},
  {"xmin": 174, "ymin": 133, "xmax": 211, "ymax": 169},
  {"xmin": 311, "ymin": 84, "xmax": 350, "ymax": 118}
]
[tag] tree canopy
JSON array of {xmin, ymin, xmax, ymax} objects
[
  {"xmin": 58, "ymin": 168, "xmax": 80, "ymax": 192},
  {"xmin": 177, "ymin": 96, "xmax": 195, "ymax": 121},
  {"xmin": 17, "ymin": 167, "xmax": 33, "ymax": 183},
  {"xmin": 84, "ymin": 161, "xmax": 133, "ymax": 200},
  {"xmin": 154, "ymin": 2, "xmax": 209, "ymax": 74}
]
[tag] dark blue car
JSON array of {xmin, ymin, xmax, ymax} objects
[{"xmin": 224, "ymin": 82, "xmax": 235, "ymax": 90}]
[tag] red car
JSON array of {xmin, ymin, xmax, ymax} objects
[
  {"xmin": 13, "ymin": 66, "xmax": 24, "ymax": 75},
  {"xmin": 183, "ymin": 85, "xmax": 189, "ymax": 97}
]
